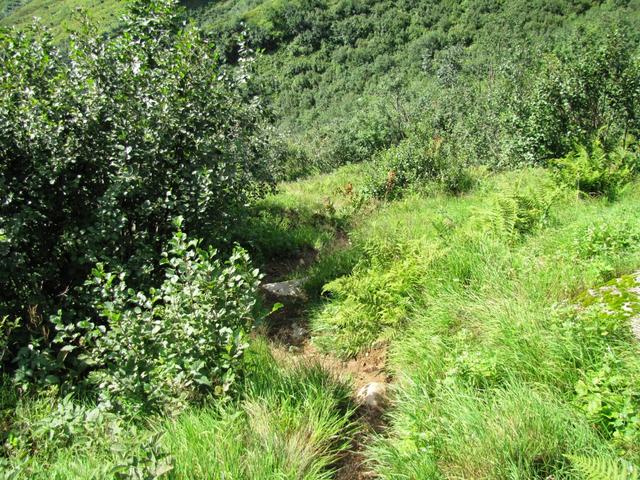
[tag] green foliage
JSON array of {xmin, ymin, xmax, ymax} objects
[
  {"xmin": 1, "ymin": 341, "xmax": 354, "ymax": 479},
  {"xmin": 313, "ymin": 244, "xmax": 431, "ymax": 357},
  {"xmin": 316, "ymin": 98, "xmax": 407, "ymax": 170},
  {"xmin": 488, "ymin": 186, "xmax": 557, "ymax": 238},
  {"xmin": 0, "ymin": 0, "xmax": 274, "ymax": 381},
  {"xmin": 3, "ymin": 2, "xmax": 640, "ymax": 478},
  {"xmin": 290, "ymin": 169, "xmax": 640, "ymax": 476},
  {"xmin": 568, "ymin": 455, "xmax": 639, "ymax": 480},
  {"xmin": 521, "ymin": 28, "xmax": 640, "ymax": 162},
  {"xmin": 552, "ymin": 138, "xmax": 639, "ymax": 200},
  {"xmin": 0, "ymin": 0, "xmax": 125, "ymax": 41},
  {"xmin": 192, "ymin": 0, "xmax": 640, "ymax": 170},
  {"xmin": 363, "ymin": 133, "xmax": 474, "ymax": 200},
  {"xmin": 569, "ymin": 274, "xmax": 640, "ymax": 452},
  {"xmin": 574, "ymin": 355, "xmax": 640, "ymax": 451},
  {"xmin": 5, "ymin": 1, "xmax": 640, "ymax": 170},
  {"xmin": 57, "ymin": 227, "xmax": 259, "ymax": 415},
  {"xmin": 164, "ymin": 341, "xmax": 354, "ymax": 479},
  {"xmin": 0, "ymin": 384, "xmax": 171, "ymax": 479},
  {"xmin": 0, "ymin": 316, "xmax": 18, "ymax": 364},
  {"xmin": 575, "ymin": 219, "xmax": 640, "ymax": 260}
]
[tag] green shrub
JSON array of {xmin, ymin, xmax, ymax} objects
[
  {"xmin": 569, "ymin": 274, "xmax": 640, "ymax": 453},
  {"xmin": 0, "ymin": 316, "xmax": 18, "ymax": 364},
  {"xmin": 575, "ymin": 220, "xmax": 640, "ymax": 260},
  {"xmin": 317, "ymin": 98, "xmax": 407, "ymax": 170},
  {"xmin": 520, "ymin": 28, "xmax": 640, "ymax": 162},
  {"xmin": 364, "ymin": 134, "xmax": 473, "ymax": 200},
  {"xmin": 0, "ymin": 0, "xmax": 274, "ymax": 379},
  {"xmin": 552, "ymin": 138, "xmax": 638, "ymax": 200},
  {"xmin": 271, "ymin": 135, "xmax": 313, "ymax": 181},
  {"xmin": 574, "ymin": 354, "xmax": 640, "ymax": 452},
  {"xmin": 0, "ymin": 385, "xmax": 172, "ymax": 479},
  {"xmin": 29, "ymin": 226, "xmax": 261, "ymax": 415}
]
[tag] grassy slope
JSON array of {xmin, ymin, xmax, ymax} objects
[
  {"xmin": 0, "ymin": 0, "xmax": 124, "ymax": 40},
  {"xmin": 3, "ymin": 1, "xmax": 640, "ymax": 478},
  {"xmin": 6, "ymin": 166, "xmax": 640, "ymax": 478},
  {"xmin": 303, "ymin": 169, "xmax": 640, "ymax": 476},
  {"xmin": 241, "ymin": 163, "xmax": 640, "ymax": 476}
]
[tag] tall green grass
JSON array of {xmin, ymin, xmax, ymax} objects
[
  {"xmin": 296, "ymin": 167, "xmax": 640, "ymax": 476},
  {"xmin": 300, "ymin": 169, "xmax": 640, "ymax": 477},
  {"xmin": 1, "ymin": 340, "xmax": 355, "ymax": 479},
  {"xmin": 163, "ymin": 342, "xmax": 354, "ymax": 479}
]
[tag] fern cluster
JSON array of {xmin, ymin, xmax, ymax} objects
[
  {"xmin": 568, "ymin": 455, "xmax": 639, "ymax": 480},
  {"xmin": 552, "ymin": 137, "xmax": 639, "ymax": 200}
]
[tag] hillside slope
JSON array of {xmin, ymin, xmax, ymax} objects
[
  {"xmin": 0, "ymin": 0, "xmax": 124, "ymax": 39},
  {"xmin": 4, "ymin": 1, "xmax": 640, "ymax": 173}
]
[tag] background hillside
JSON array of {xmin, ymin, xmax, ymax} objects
[{"xmin": 4, "ymin": 0, "xmax": 640, "ymax": 175}]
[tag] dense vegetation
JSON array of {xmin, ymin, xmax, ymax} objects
[
  {"xmin": 1, "ymin": 0, "xmax": 640, "ymax": 478},
  {"xmin": 190, "ymin": 0, "xmax": 640, "ymax": 176}
]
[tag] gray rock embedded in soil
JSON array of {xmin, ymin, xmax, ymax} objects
[
  {"xmin": 356, "ymin": 382, "xmax": 387, "ymax": 411},
  {"xmin": 290, "ymin": 322, "xmax": 307, "ymax": 344},
  {"xmin": 261, "ymin": 278, "xmax": 307, "ymax": 301}
]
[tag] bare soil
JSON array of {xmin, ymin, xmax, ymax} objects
[{"xmin": 259, "ymin": 235, "xmax": 390, "ymax": 479}]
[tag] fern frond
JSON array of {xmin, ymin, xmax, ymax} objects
[{"xmin": 568, "ymin": 455, "xmax": 639, "ymax": 480}]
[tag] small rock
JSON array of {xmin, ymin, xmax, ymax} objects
[
  {"xmin": 290, "ymin": 322, "xmax": 307, "ymax": 344},
  {"xmin": 261, "ymin": 278, "xmax": 307, "ymax": 301},
  {"xmin": 356, "ymin": 382, "xmax": 387, "ymax": 411}
]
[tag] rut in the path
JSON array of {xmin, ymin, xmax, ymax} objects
[{"xmin": 260, "ymin": 252, "xmax": 391, "ymax": 479}]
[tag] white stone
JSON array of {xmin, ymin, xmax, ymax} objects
[
  {"xmin": 261, "ymin": 278, "xmax": 307, "ymax": 300},
  {"xmin": 356, "ymin": 382, "xmax": 387, "ymax": 411}
]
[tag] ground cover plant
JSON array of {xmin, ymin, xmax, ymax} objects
[
  {"xmin": 0, "ymin": 340, "xmax": 354, "ymax": 478},
  {"xmin": 357, "ymin": 173, "xmax": 640, "ymax": 477}
]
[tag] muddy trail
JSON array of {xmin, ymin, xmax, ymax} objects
[{"xmin": 259, "ymin": 240, "xmax": 390, "ymax": 480}]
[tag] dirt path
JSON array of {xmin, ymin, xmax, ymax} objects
[
  {"xmin": 260, "ymin": 241, "xmax": 390, "ymax": 479},
  {"xmin": 267, "ymin": 312, "xmax": 389, "ymax": 480}
]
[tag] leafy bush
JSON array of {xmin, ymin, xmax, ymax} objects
[
  {"xmin": 0, "ymin": 316, "xmax": 18, "ymax": 364},
  {"xmin": 270, "ymin": 136, "xmax": 313, "ymax": 181},
  {"xmin": 317, "ymin": 98, "xmax": 407, "ymax": 170},
  {"xmin": 552, "ymin": 138, "xmax": 639, "ymax": 200},
  {"xmin": 364, "ymin": 134, "xmax": 474, "ymax": 200},
  {"xmin": 574, "ymin": 354, "xmax": 640, "ymax": 452},
  {"xmin": 566, "ymin": 273, "xmax": 640, "ymax": 454},
  {"xmin": 520, "ymin": 28, "xmax": 640, "ymax": 162},
  {"xmin": 50, "ymin": 225, "xmax": 260, "ymax": 415},
  {"xmin": 0, "ymin": 0, "xmax": 274, "ymax": 375},
  {"xmin": 0, "ymin": 385, "xmax": 172, "ymax": 479}
]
